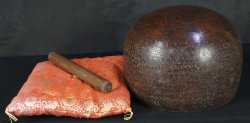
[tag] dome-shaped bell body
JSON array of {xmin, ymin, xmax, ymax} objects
[{"xmin": 124, "ymin": 5, "xmax": 242, "ymax": 111}]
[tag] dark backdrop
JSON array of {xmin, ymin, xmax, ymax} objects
[{"xmin": 0, "ymin": 0, "xmax": 250, "ymax": 56}]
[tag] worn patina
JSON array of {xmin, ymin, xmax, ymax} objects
[{"xmin": 124, "ymin": 5, "xmax": 242, "ymax": 111}]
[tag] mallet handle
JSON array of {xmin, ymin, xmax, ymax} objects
[{"xmin": 48, "ymin": 51, "xmax": 112, "ymax": 93}]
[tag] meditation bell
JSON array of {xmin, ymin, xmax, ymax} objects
[{"xmin": 124, "ymin": 5, "xmax": 242, "ymax": 111}]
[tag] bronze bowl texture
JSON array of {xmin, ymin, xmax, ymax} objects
[{"xmin": 124, "ymin": 5, "xmax": 243, "ymax": 111}]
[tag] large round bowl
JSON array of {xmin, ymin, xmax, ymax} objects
[{"xmin": 124, "ymin": 5, "xmax": 243, "ymax": 111}]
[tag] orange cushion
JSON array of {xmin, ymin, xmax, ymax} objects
[{"xmin": 6, "ymin": 56, "xmax": 131, "ymax": 118}]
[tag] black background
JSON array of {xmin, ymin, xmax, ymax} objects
[
  {"xmin": 1, "ymin": 0, "xmax": 250, "ymax": 123},
  {"xmin": 0, "ymin": 0, "xmax": 250, "ymax": 56}
]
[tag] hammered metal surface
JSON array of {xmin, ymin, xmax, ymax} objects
[{"xmin": 124, "ymin": 5, "xmax": 243, "ymax": 111}]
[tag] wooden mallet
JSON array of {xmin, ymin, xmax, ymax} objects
[{"xmin": 48, "ymin": 51, "xmax": 112, "ymax": 93}]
